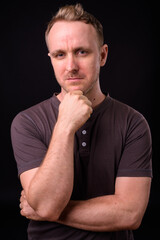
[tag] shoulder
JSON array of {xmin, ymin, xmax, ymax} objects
[
  {"xmin": 106, "ymin": 96, "xmax": 151, "ymax": 140},
  {"xmin": 110, "ymin": 97, "xmax": 140, "ymax": 117},
  {"xmin": 11, "ymin": 94, "xmax": 59, "ymax": 135},
  {"xmin": 110, "ymin": 97, "xmax": 149, "ymax": 126}
]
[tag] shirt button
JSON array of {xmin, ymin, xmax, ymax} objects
[
  {"xmin": 82, "ymin": 130, "xmax": 87, "ymax": 135},
  {"xmin": 82, "ymin": 142, "xmax": 87, "ymax": 147}
]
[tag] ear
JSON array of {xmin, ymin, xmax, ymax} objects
[{"xmin": 100, "ymin": 44, "xmax": 108, "ymax": 67}]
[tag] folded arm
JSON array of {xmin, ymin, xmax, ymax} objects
[
  {"xmin": 20, "ymin": 91, "xmax": 92, "ymax": 220},
  {"xmin": 58, "ymin": 177, "xmax": 151, "ymax": 231},
  {"xmin": 20, "ymin": 123, "xmax": 75, "ymax": 220},
  {"xmin": 20, "ymin": 176, "xmax": 151, "ymax": 231}
]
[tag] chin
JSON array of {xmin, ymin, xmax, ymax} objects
[
  {"xmin": 63, "ymin": 83, "xmax": 94, "ymax": 95},
  {"xmin": 66, "ymin": 85, "xmax": 84, "ymax": 93}
]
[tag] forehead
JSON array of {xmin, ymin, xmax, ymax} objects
[{"xmin": 47, "ymin": 21, "xmax": 99, "ymax": 51}]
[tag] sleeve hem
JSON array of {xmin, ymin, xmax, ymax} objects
[
  {"xmin": 18, "ymin": 161, "xmax": 41, "ymax": 176},
  {"xmin": 117, "ymin": 169, "xmax": 153, "ymax": 178}
]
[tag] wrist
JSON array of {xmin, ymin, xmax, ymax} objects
[{"xmin": 55, "ymin": 120, "xmax": 76, "ymax": 137}]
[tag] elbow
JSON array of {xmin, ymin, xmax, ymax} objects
[
  {"xmin": 34, "ymin": 202, "xmax": 65, "ymax": 222},
  {"xmin": 37, "ymin": 208, "xmax": 60, "ymax": 222},
  {"xmin": 35, "ymin": 200, "xmax": 65, "ymax": 221},
  {"xmin": 130, "ymin": 217, "xmax": 142, "ymax": 230},
  {"xmin": 35, "ymin": 205, "xmax": 61, "ymax": 222},
  {"xmin": 27, "ymin": 194, "xmax": 66, "ymax": 221},
  {"xmin": 127, "ymin": 212, "xmax": 143, "ymax": 230},
  {"xmin": 27, "ymin": 192, "xmax": 70, "ymax": 222}
]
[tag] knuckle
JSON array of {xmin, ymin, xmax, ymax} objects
[
  {"xmin": 90, "ymin": 107, "xmax": 93, "ymax": 113},
  {"xmin": 20, "ymin": 209, "xmax": 24, "ymax": 216}
]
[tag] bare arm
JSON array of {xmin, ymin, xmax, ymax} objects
[
  {"xmin": 58, "ymin": 177, "xmax": 151, "ymax": 231},
  {"xmin": 20, "ymin": 176, "xmax": 151, "ymax": 231},
  {"xmin": 20, "ymin": 124, "xmax": 74, "ymax": 220},
  {"xmin": 20, "ymin": 91, "xmax": 92, "ymax": 220}
]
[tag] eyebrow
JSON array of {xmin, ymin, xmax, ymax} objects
[
  {"xmin": 50, "ymin": 49, "xmax": 64, "ymax": 57},
  {"xmin": 50, "ymin": 46, "xmax": 91, "ymax": 56}
]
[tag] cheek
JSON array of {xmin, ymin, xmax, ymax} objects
[
  {"xmin": 51, "ymin": 61, "xmax": 64, "ymax": 79},
  {"xmin": 84, "ymin": 58, "xmax": 100, "ymax": 76}
]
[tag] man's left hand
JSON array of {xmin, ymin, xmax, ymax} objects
[{"xmin": 19, "ymin": 190, "xmax": 43, "ymax": 221}]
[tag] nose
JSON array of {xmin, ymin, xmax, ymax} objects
[{"xmin": 66, "ymin": 54, "xmax": 79, "ymax": 73}]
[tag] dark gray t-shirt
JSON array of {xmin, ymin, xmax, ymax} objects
[{"xmin": 11, "ymin": 93, "xmax": 152, "ymax": 240}]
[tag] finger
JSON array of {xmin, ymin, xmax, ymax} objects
[
  {"xmin": 77, "ymin": 94, "xmax": 92, "ymax": 105},
  {"xmin": 87, "ymin": 107, "xmax": 93, "ymax": 117},
  {"xmin": 20, "ymin": 195, "xmax": 24, "ymax": 203},
  {"xmin": 21, "ymin": 190, "xmax": 27, "ymax": 199},
  {"xmin": 84, "ymin": 98, "xmax": 92, "ymax": 107},
  {"xmin": 20, "ymin": 209, "xmax": 23, "ymax": 216},
  {"xmin": 20, "ymin": 209, "xmax": 26, "ymax": 217},
  {"xmin": 89, "ymin": 106, "xmax": 93, "ymax": 114},
  {"xmin": 21, "ymin": 190, "xmax": 25, "ymax": 195}
]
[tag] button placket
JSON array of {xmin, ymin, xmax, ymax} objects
[
  {"xmin": 76, "ymin": 120, "xmax": 91, "ymax": 155},
  {"xmin": 82, "ymin": 141, "xmax": 87, "ymax": 147},
  {"xmin": 81, "ymin": 129, "xmax": 87, "ymax": 147},
  {"xmin": 82, "ymin": 130, "xmax": 87, "ymax": 135}
]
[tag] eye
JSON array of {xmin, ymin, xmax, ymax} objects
[
  {"xmin": 77, "ymin": 49, "xmax": 88, "ymax": 56},
  {"xmin": 79, "ymin": 50, "xmax": 86, "ymax": 55},
  {"xmin": 56, "ymin": 52, "xmax": 65, "ymax": 59},
  {"xmin": 51, "ymin": 51, "xmax": 65, "ymax": 59}
]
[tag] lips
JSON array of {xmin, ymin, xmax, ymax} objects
[{"xmin": 67, "ymin": 77, "xmax": 83, "ymax": 81}]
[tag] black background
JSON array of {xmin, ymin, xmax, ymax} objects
[{"xmin": 1, "ymin": 0, "xmax": 159, "ymax": 239}]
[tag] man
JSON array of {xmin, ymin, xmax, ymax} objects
[{"xmin": 11, "ymin": 3, "xmax": 152, "ymax": 240}]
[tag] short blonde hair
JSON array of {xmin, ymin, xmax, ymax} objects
[{"xmin": 45, "ymin": 3, "xmax": 104, "ymax": 47}]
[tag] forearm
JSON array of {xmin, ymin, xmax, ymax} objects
[
  {"xmin": 20, "ymin": 91, "xmax": 93, "ymax": 221},
  {"xmin": 27, "ymin": 121, "xmax": 75, "ymax": 220},
  {"xmin": 21, "ymin": 177, "xmax": 150, "ymax": 229},
  {"xmin": 58, "ymin": 195, "xmax": 141, "ymax": 232}
]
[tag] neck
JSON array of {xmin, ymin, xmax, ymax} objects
[{"xmin": 85, "ymin": 88, "xmax": 105, "ymax": 109}]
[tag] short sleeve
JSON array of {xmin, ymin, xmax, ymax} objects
[
  {"xmin": 11, "ymin": 112, "xmax": 47, "ymax": 176},
  {"xmin": 117, "ymin": 112, "xmax": 152, "ymax": 178}
]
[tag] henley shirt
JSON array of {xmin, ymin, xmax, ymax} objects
[{"xmin": 11, "ymin": 93, "xmax": 152, "ymax": 240}]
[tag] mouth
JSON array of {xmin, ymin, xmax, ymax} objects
[{"xmin": 66, "ymin": 77, "xmax": 83, "ymax": 81}]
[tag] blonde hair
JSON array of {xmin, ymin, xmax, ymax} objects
[{"xmin": 45, "ymin": 3, "xmax": 104, "ymax": 47}]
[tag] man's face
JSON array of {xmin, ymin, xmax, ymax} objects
[{"xmin": 47, "ymin": 21, "xmax": 107, "ymax": 96}]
